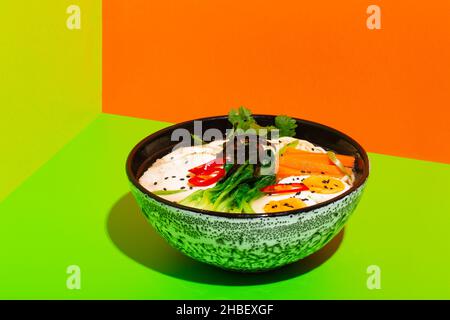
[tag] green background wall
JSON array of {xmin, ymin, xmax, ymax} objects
[{"xmin": 0, "ymin": 1, "xmax": 101, "ymax": 201}]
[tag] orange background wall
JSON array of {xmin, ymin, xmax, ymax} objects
[{"xmin": 103, "ymin": 1, "xmax": 450, "ymax": 164}]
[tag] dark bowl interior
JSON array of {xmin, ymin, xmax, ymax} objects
[{"xmin": 126, "ymin": 115, "xmax": 370, "ymax": 218}]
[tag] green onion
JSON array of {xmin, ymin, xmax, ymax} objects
[
  {"xmin": 152, "ymin": 189, "xmax": 187, "ymax": 195},
  {"xmin": 191, "ymin": 133, "xmax": 205, "ymax": 145},
  {"xmin": 279, "ymin": 140, "xmax": 299, "ymax": 156},
  {"xmin": 327, "ymin": 151, "xmax": 354, "ymax": 183}
]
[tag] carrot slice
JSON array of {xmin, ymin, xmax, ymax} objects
[
  {"xmin": 277, "ymin": 166, "xmax": 309, "ymax": 180},
  {"xmin": 276, "ymin": 162, "xmax": 351, "ymax": 180},
  {"xmin": 281, "ymin": 148, "xmax": 355, "ymax": 168}
]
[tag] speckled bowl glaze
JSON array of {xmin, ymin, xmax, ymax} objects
[{"xmin": 127, "ymin": 115, "xmax": 369, "ymax": 272}]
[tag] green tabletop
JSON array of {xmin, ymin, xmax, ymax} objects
[{"xmin": 1, "ymin": 113, "xmax": 449, "ymax": 299}]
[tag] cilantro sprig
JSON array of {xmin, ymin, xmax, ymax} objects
[{"xmin": 228, "ymin": 106, "xmax": 297, "ymax": 137}]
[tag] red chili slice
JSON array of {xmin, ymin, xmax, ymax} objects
[
  {"xmin": 188, "ymin": 168, "xmax": 225, "ymax": 187},
  {"xmin": 188, "ymin": 158, "xmax": 224, "ymax": 175},
  {"xmin": 261, "ymin": 183, "xmax": 309, "ymax": 194}
]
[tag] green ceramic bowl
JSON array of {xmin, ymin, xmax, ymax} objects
[{"xmin": 126, "ymin": 115, "xmax": 369, "ymax": 272}]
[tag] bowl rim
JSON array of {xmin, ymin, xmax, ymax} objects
[{"xmin": 126, "ymin": 114, "xmax": 370, "ymax": 219}]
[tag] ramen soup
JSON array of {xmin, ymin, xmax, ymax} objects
[{"xmin": 139, "ymin": 135, "xmax": 355, "ymax": 214}]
